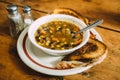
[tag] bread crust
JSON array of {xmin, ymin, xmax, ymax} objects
[{"xmin": 52, "ymin": 8, "xmax": 89, "ymax": 25}]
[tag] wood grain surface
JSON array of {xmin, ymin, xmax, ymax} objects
[{"xmin": 0, "ymin": 0, "xmax": 120, "ymax": 80}]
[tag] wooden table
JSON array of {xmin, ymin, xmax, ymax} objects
[{"xmin": 0, "ymin": 0, "xmax": 120, "ymax": 80}]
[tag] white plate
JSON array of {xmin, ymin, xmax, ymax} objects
[{"xmin": 17, "ymin": 28, "xmax": 106, "ymax": 76}]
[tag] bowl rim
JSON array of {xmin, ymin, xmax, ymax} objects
[{"xmin": 28, "ymin": 14, "xmax": 90, "ymax": 53}]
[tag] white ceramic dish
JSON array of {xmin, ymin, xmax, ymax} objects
[
  {"xmin": 17, "ymin": 27, "xmax": 107, "ymax": 76},
  {"xmin": 28, "ymin": 14, "xmax": 90, "ymax": 56}
]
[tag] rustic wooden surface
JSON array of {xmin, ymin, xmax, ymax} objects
[{"xmin": 0, "ymin": 0, "xmax": 120, "ymax": 80}]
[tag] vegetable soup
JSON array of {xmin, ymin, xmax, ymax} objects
[{"xmin": 34, "ymin": 20, "xmax": 83, "ymax": 50}]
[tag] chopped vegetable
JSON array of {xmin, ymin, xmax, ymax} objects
[{"xmin": 34, "ymin": 20, "xmax": 83, "ymax": 50}]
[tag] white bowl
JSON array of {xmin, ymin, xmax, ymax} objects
[{"xmin": 28, "ymin": 14, "xmax": 90, "ymax": 56}]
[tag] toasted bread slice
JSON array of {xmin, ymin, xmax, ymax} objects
[
  {"xmin": 62, "ymin": 38, "xmax": 107, "ymax": 61},
  {"xmin": 52, "ymin": 8, "xmax": 89, "ymax": 25},
  {"xmin": 56, "ymin": 38, "xmax": 107, "ymax": 69}
]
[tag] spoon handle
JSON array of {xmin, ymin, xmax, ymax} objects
[{"xmin": 75, "ymin": 19, "xmax": 103, "ymax": 34}]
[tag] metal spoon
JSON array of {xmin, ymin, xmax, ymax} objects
[{"xmin": 72, "ymin": 19, "xmax": 103, "ymax": 37}]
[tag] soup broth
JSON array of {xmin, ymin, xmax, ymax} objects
[{"xmin": 35, "ymin": 20, "xmax": 83, "ymax": 50}]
